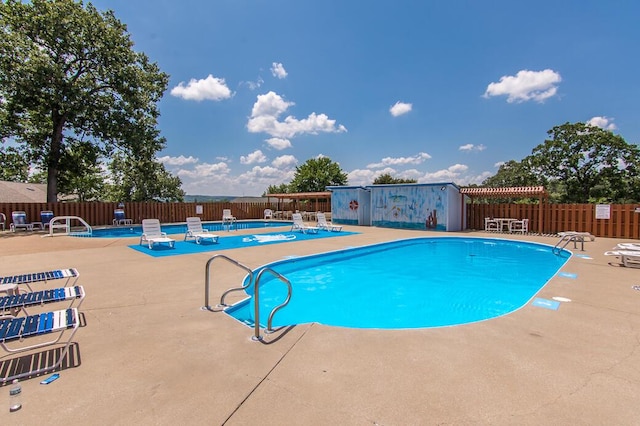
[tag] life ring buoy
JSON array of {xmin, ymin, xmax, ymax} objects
[{"xmin": 349, "ymin": 200, "xmax": 359, "ymax": 211}]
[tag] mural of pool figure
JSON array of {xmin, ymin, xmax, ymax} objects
[{"xmin": 328, "ymin": 183, "xmax": 464, "ymax": 231}]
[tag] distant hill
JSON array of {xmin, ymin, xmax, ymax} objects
[{"xmin": 183, "ymin": 195, "xmax": 236, "ymax": 202}]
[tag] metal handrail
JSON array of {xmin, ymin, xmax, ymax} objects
[
  {"xmin": 252, "ymin": 267, "xmax": 292, "ymax": 341},
  {"xmin": 202, "ymin": 254, "xmax": 253, "ymax": 311},
  {"xmin": 47, "ymin": 216, "xmax": 92, "ymax": 237},
  {"xmin": 553, "ymin": 234, "xmax": 585, "ymax": 254}
]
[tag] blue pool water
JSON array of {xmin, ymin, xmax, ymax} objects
[
  {"xmin": 89, "ymin": 220, "xmax": 292, "ymax": 238},
  {"xmin": 225, "ymin": 237, "xmax": 571, "ymax": 329}
]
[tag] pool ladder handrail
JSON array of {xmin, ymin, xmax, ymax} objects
[
  {"xmin": 202, "ymin": 254, "xmax": 293, "ymax": 341},
  {"xmin": 46, "ymin": 215, "xmax": 92, "ymax": 237},
  {"xmin": 203, "ymin": 254, "xmax": 254, "ymax": 311},
  {"xmin": 553, "ymin": 234, "xmax": 585, "ymax": 254},
  {"xmin": 252, "ymin": 267, "xmax": 292, "ymax": 341}
]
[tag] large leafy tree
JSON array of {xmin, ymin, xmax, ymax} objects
[
  {"xmin": 529, "ymin": 122, "xmax": 640, "ymax": 203},
  {"xmin": 288, "ymin": 157, "xmax": 348, "ymax": 193},
  {"xmin": 0, "ymin": 0, "xmax": 171, "ymax": 202},
  {"xmin": 0, "ymin": 145, "xmax": 30, "ymax": 181}
]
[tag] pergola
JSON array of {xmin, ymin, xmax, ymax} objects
[
  {"xmin": 459, "ymin": 186, "xmax": 548, "ymax": 232},
  {"xmin": 265, "ymin": 192, "xmax": 332, "ymax": 212}
]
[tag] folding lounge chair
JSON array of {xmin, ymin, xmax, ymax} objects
[
  {"xmin": 604, "ymin": 250, "xmax": 640, "ymax": 268},
  {"xmin": 291, "ymin": 213, "xmax": 319, "ymax": 234},
  {"xmin": 316, "ymin": 212, "xmax": 342, "ymax": 232},
  {"xmin": 184, "ymin": 217, "xmax": 219, "ymax": 244},
  {"xmin": 0, "ymin": 268, "xmax": 80, "ymax": 292},
  {"xmin": 40, "ymin": 210, "xmax": 54, "ymax": 230},
  {"xmin": 10, "ymin": 211, "xmax": 34, "ymax": 232},
  {"xmin": 113, "ymin": 209, "xmax": 133, "ymax": 226},
  {"xmin": 1, "ymin": 286, "xmax": 85, "ymax": 316},
  {"xmin": 0, "ymin": 307, "xmax": 80, "ymax": 383},
  {"xmin": 140, "ymin": 219, "xmax": 175, "ymax": 249},
  {"xmin": 615, "ymin": 243, "xmax": 640, "ymax": 251}
]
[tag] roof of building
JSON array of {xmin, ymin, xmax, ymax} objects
[
  {"xmin": 0, "ymin": 180, "xmax": 48, "ymax": 203},
  {"xmin": 459, "ymin": 186, "xmax": 548, "ymax": 198}
]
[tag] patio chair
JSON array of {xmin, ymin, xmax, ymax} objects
[
  {"xmin": 40, "ymin": 210, "xmax": 55, "ymax": 230},
  {"xmin": 604, "ymin": 250, "xmax": 640, "ymax": 268},
  {"xmin": 0, "ymin": 307, "xmax": 81, "ymax": 383},
  {"xmin": 291, "ymin": 213, "xmax": 319, "ymax": 234},
  {"xmin": 10, "ymin": 211, "xmax": 34, "ymax": 232},
  {"xmin": 484, "ymin": 217, "xmax": 499, "ymax": 232},
  {"xmin": 140, "ymin": 219, "xmax": 175, "ymax": 250},
  {"xmin": 113, "ymin": 208, "xmax": 133, "ymax": 226},
  {"xmin": 508, "ymin": 218, "xmax": 529, "ymax": 234},
  {"xmin": 0, "ymin": 213, "xmax": 5, "ymax": 231},
  {"xmin": 222, "ymin": 209, "xmax": 236, "ymax": 221},
  {"xmin": 184, "ymin": 217, "xmax": 219, "ymax": 245},
  {"xmin": 316, "ymin": 212, "xmax": 343, "ymax": 232},
  {"xmin": 264, "ymin": 209, "xmax": 273, "ymax": 220}
]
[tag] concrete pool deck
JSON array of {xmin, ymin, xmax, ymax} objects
[{"xmin": 0, "ymin": 226, "xmax": 639, "ymax": 424}]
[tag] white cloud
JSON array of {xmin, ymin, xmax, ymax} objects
[
  {"xmin": 389, "ymin": 101, "xmax": 413, "ymax": 117},
  {"xmin": 271, "ymin": 62, "xmax": 288, "ymax": 79},
  {"xmin": 483, "ymin": 69, "xmax": 561, "ymax": 103},
  {"xmin": 242, "ymin": 76, "xmax": 264, "ymax": 90},
  {"xmin": 587, "ymin": 116, "xmax": 616, "ymax": 130},
  {"xmin": 265, "ymin": 137, "xmax": 292, "ymax": 150},
  {"xmin": 247, "ymin": 91, "xmax": 347, "ymax": 138},
  {"xmin": 367, "ymin": 152, "xmax": 431, "ymax": 169},
  {"xmin": 170, "ymin": 74, "xmax": 232, "ymax": 101},
  {"xmin": 157, "ymin": 155, "xmax": 199, "ymax": 166},
  {"xmin": 459, "ymin": 144, "xmax": 486, "ymax": 152},
  {"xmin": 240, "ymin": 150, "xmax": 267, "ymax": 165},
  {"xmin": 418, "ymin": 164, "xmax": 469, "ymax": 182},
  {"xmin": 272, "ymin": 155, "xmax": 298, "ymax": 168}
]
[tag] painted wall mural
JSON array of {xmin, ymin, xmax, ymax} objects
[
  {"xmin": 331, "ymin": 188, "xmax": 360, "ymax": 225},
  {"xmin": 371, "ymin": 185, "xmax": 447, "ymax": 230}
]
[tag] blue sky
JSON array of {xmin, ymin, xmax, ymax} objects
[{"xmin": 91, "ymin": 0, "xmax": 640, "ymax": 196}]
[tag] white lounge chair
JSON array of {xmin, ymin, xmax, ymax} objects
[
  {"xmin": 291, "ymin": 213, "xmax": 319, "ymax": 234},
  {"xmin": 316, "ymin": 212, "xmax": 342, "ymax": 232},
  {"xmin": 0, "ymin": 307, "xmax": 81, "ymax": 383},
  {"xmin": 184, "ymin": 217, "xmax": 219, "ymax": 244},
  {"xmin": 604, "ymin": 250, "xmax": 640, "ymax": 268},
  {"xmin": 140, "ymin": 219, "xmax": 175, "ymax": 249},
  {"xmin": 615, "ymin": 243, "xmax": 640, "ymax": 251}
]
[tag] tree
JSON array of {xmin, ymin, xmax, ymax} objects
[
  {"xmin": 288, "ymin": 157, "xmax": 348, "ymax": 193},
  {"xmin": 0, "ymin": 145, "xmax": 30, "ymax": 181},
  {"xmin": 0, "ymin": 0, "xmax": 170, "ymax": 202},
  {"xmin": 372, "ymin": 173, "xmax": 417, "ymax": 185},
  {"xmin": 529, "ymin": 122, "xmax": 640, "ymax": 203},
  {"xmin": 264, "ymin": 183, "xmax": 290, "ymax": 195}
]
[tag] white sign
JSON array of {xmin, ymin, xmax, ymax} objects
[
  {"xmin": 595, "ymin": 204, "xmax": 610, "ymax": 220},
  {"xmin": 196, "ymin": 205, "xmax": 203, "ymax": 215}
]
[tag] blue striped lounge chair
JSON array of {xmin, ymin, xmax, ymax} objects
[
  {"xmin": 0, "ymin": 308, "xmax": 81, "ymax": 383},
  {"xmin": 0, "ymin": 268, "xmax": 80, "ymax": 292},
  {"xmin": 10, "ymin": 211, "xmax": 34, "ymax": 232},
  {"xmin": 113, "ymin": 209, "xmax": 133, "ymax": 226},
  {"xmin": 1, "ymin": 286, "xmax": 85, "ymax": 316}
]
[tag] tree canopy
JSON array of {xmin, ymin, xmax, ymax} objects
[
  {"xmin": 0, "ymin": 0, "xmax": 181, "ymax": 202},
  {"xmin": 267, "ymin": 157, "xmax": 348, "ymax": 194},
  {"xmin": 482, "ymin": 122, "xmax": 640, "ymax": 203},
  {"xmin": 372, "ymin": 173, "xmax": 417, "ymax": 185}
]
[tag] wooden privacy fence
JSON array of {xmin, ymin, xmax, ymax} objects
[
  {"xmin": 0, "ymin": 200, "xmax": 330, "ymax": 228},
  {"xmin": 468, "ymin": 203, "xmax": 640, "ymax": 239}
]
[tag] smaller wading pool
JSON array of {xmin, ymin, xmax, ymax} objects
[
  {"xmin": 225, "ymin": 237, "xmax": 572, "ymax": 329},
  {"xmin": 88, "ymin": 220, "xmax": 292, "ymax": 238}
]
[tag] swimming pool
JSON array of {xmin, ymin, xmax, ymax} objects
[
  {"xmin": 225, "ymin": 237, "xmax": 571, "ymax": 329},
  {"xmin": 89, "ymin": 220, "xmax": 292, "ymax": 238}
]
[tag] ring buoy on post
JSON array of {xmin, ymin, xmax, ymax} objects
[{"xmin": 349, "ymin": 200, "xmax": 359, "ymax": 211}]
